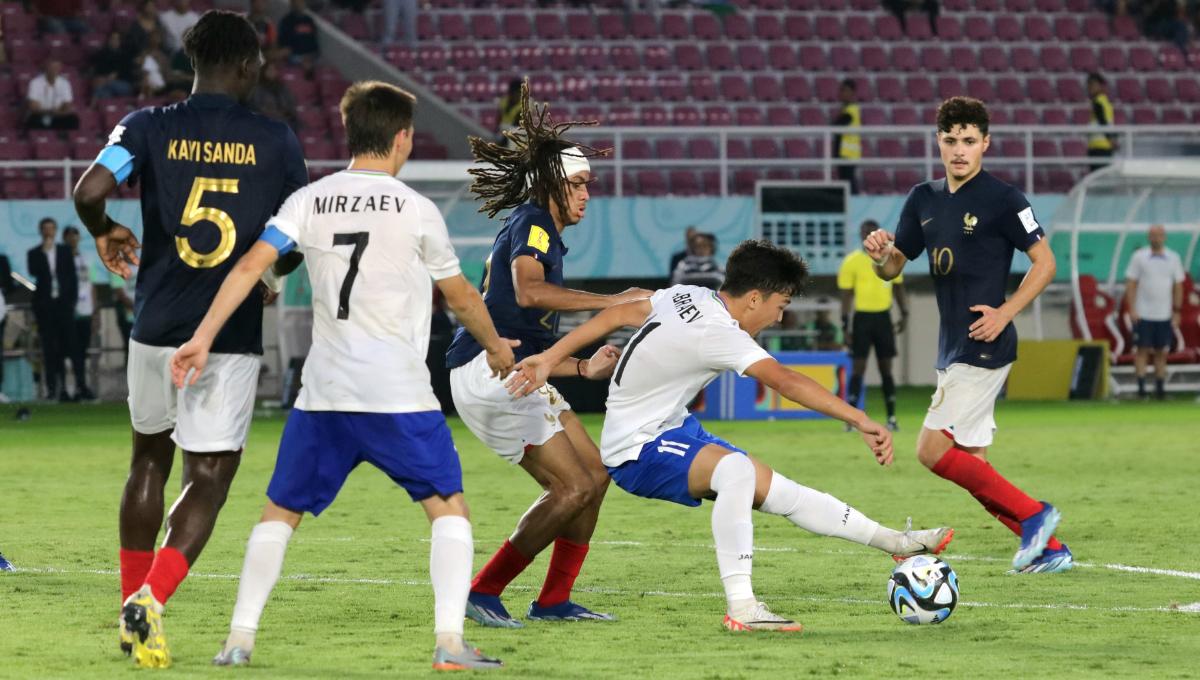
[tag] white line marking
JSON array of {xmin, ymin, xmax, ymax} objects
[{"xmin": 11, "ymin": 566, "xmax": 1198, "ymax": 615}]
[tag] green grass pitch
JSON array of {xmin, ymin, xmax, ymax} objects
[{"xmin": 1, "ymin": 390, "xmax": 1198, "ymax": 679}]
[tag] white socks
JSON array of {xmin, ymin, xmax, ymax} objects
[
  {"xmin": 709, "ymin": 454, "xmax": 757, "ymax": 613},
  {"xmin": 758, "ymin": 471, "xmax": 899, "ymax": 551},
  {"xmin": 228, "ymin": 520, "xmax": 294, "ymax": 651},
  {"xmin": 430, "ymin": 515, "xmax": 473, "ymax": 653}
]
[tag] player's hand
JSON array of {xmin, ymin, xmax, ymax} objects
[
  {"xmin": 855, "ymin": 418, "xmax": 894, "ymax": 466},
  {"xmin": 485, "ymin": 338, "xmax": 520, "ymax": 379},
  {"xmin": 170, "ymin": 338, "xmax": 211, "ymax": 388},
  {"xmin": 1172, "ymin": 311, "xmax": 1182, "ymax": 328},
  {"xmin": 580, "ymin": 344, "xmax": 621, "ymax": 380},
  {"xmin": 612, "ymin": 287, "xmax": 653, "ymax": 305},
  {"xmin": 968, "ymin": 304, "xmax": 1013, "ymax": 343},
  {"xmin": 256, "ymin": 280, "xmax": 279, "ymax": 305},
  {"xmin": 505, "ymin": 353, "xmax": 553, "ymax": 397},
  {"xmin": 863, "ymin": 229, "xmax": 895, "ymax": 264},
  {"xmin": 894, "ymin": 314, "xmax": 907, "ymax": 335},
  {"xmin": 95, "ymin": 223, "xmax": 141, "ymax": 279},
  {"xmin": 1128, "ymin": 309, "xmax": 1139, "ymax": 325}
]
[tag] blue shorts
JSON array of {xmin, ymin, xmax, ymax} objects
[
  {"xmin": 606, "ymin": 415, "xmax": 748, "ymax": 508},
  {"xmin": 267, "ymin": 409, "xmax": 463, "ymax": 516},
  {"xmin": 1133, "ymin": 319, "xmax": 1173, "ymax": 350}
]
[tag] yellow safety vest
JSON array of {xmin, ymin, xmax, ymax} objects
[
  {"xmin": 1088, "ymin": 93, "xmax": 1114, "ymax": 151},
  {"xmin": 837, "ymin": 103, "xmax": 862, "ymax": 160}
]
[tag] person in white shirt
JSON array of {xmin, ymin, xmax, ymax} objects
[
  {"xmin": 171, "ymin": 82, "xmax": 511, "ymax": 671},
  {"xmin": 63, "ymin": 226, "xmax": 97, "ymax": 400},
  {"xmin": 508, "ymin": 239, "xmax": 953, "ymax": 633},
  {"xmin": 26, "ymin": 59, "xmax": 78, "ymax": 130},
  {"xmin": 1123, "ymin": 224, "xmax": 1186, "ymax": 400},
  {"xmin": 158, "ymin": 0, "xmax": 200, "ymax": 54}
]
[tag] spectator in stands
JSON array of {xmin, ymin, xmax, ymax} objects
[
  {"xmin": 881, "ymin": 0, "xmax": 939, "ymax": 35},
  {"xmin": 806, "ymin": 308, "xmax": 844, "ymax": 351},
  {"xmin": 494, "ymin": 78, "xmax": 524, "ymax": 146},
  {"xmin": 1124, "ymin": 224, "xmax": 1185, "ymax": 401},
  {"xmin": 832, "ymin": 78, "xmax": 862, "ymax": 195},
  {"xmin": 26, "ymin": 218, "xmax": 77, "ymax": 402},
  {"xmin": 668, "ymin": 225, "xmax": 698, "ymax": 275},
  {"xmin": 249, "ymin": 60, "xmax": 299, "ymax": 128},
  {"xmin": 26, "ymin": 58, "xmax": 79, "ymax": 131},
  {"xmin": 279, "ymin": 0, "xmax": 320, "ymax": 71},
  {"xmin": 248, "ymin": 0, "xmax": 279, "ymax": 54},
  {"xmin": 382, "ymin": 0, "xmax": 419, "ymax": 46},
  {"xmin": 138, "ymin": 29, "xmax": 191, "ymax": 98},
  {"xmin": 32, "ymin": 0, "xmax": 86, "ymax": 37},
  {"xmin": 1142, "ymin": 0, "xmax": 1190, "ymax": 55},
  {"xmin": 159, "ymin": 0, "xmax": 201, "ymax": 55},
  {"xmin": 1086, "ymin": 72, "xmax": 1116, "ymax": 172},
  {"xmin": 124, "ymin": 0, "xmax": 168, "ymax": 60},
  {"xmin": 91, "ymin": 30, "xmax": 138, "ymax": 101},
  {"xmin": 671, "ymin": 232, "xmax": 725, "ymax": 289},
  {"xmin": 62, "ymin": 226, "xmax": 96, "ymax": 401},
  {"xmin": 0, "ymin": 252, "xmax": 11, "ymax": 402}
]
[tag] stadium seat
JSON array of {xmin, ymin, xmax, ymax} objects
[
  {"xmin": 1116, "ymin": 77, "xmax": 1144, "ymax": 103},
  {"xmin": 796, "ymin": 105, "xmax": 825, "ymax": 126},
  {"xmin": 1013, "ymin": 108, "xmax": 1038, "ymax": 125},
  {"xmin": 875, "ymin": 76, "xmax": 904, "ymax": 103},
  {"xmin": 766, "ymin": 105, "xmax": 796, "ymax": 125},
  {"xmin": 1131, "ymin": 106, "xmax": 1159, "ymax": 124},
  {"xmin": 673, "ymin": 44, "xmax": 703, "ymax": 71},
  {"xmin": 996, "ymin": 77, "xmax": 1026, "ymax": 102},
  {"xmin": 707, "ymin": 44, "xmax": 736, "ymax": 71},
  {"xmin": 1112, "ymin": 14, "xmax": 1141, "ymax": 40},
  {"xmin": 750, "ymin": 138, "xmax": 780, "ymax": 158},
  {"xmin": 469, "ymin": 15, "xmax": 498, "ymax": 40},
  {"xmin": 1023, "ymin": 15, "xmax": 1053, "ymax": 42},
  {"xmin": 718, "ymin": 74, "xmax": 751, "ymax": 101},
  {"xmin": 688, "ymin": 137, "xmax": 719, "ymax": 159},
  {"xmin": 726, "ymin": 139, "xmax": 749, "ymax": 159},
  {"xmin": 738, "ymin": 45, "xmax": 767, "ymax": 72},
  {"xmin": 1100, "ymin": 45, "xmax": 1127, "ymax": 72},
  {"xmin": 1056, "ymin": 76, "xmax": 1086, "ymax": 102},
  {"xmin": 904, "ymin": 75, "xmax": 935, "ymax": 103},
  {"xmin": 1052, "ymin": 15, "xmax": 1082, "ymax": 41},
  {"xmin": 754, "ymin": 15, "xmax": 784, "ymax": 41},
  {"xmin": 784, "ymin": 15, "xmax": 812, "ymax": 40},
  {"xmin": 862, "ymin": 168, "xmax": 891, "ymax": 194},
  {"xmin": 630, "ymin": 12, "xmax": 657, "ymax": 39},
  {"xmin": 936, "ymin": 15, "xmax": 962, "ymax": 37},
  {"xmin": 688, "ymin": 74, "xmax": 718, "ymax": 101},
  {"xmin": 1043, "ymin": 109, "xmax": 1069, "ymax": 125},
  {"xmin": 994, "ymin": 15, "xmax": 1021, "ymax": 41},
  {"xmin": 736, "ymin": 107, "xmax": 764, "ymax": 126},
  {"xmin": 1145, "ymin": 77, "xmax": 1173, "ymax": 103},
  {"xmin": 1070, "ymin": 46, "xmax": 1098, "ymax": 73},
  {"xmin": 981, "ymin": 48, "xmax": 1008, "ymax": 74},
  {"xmin": 920, "ymin": 46, "xmax": 948, "ymax": 73},
  {"xmin": 798, "ymin": 45, "xmax": 825, "ymax": 71},
  {"xmin": 1028, "ymin": 77, "xmax": 1056, "ymax": 103},
  {"xmin": 703, "ymin": 105, "xmax": 733, "ymax": 127},
  {"xmin": 693, "ymin": 12, "xmax": 722, "ymax": 40},
  {"xmin": 564, "ymin": 12, "xmax": 594, "ymax": 40},
  {"xmin": 656, "ymin": 138, "xmax": 686, "ymax": 159},
  {"xmin": 815, "ymin": 15, "xmax": 842, "ymax": 40},
  {"xmin": 767, "ymin": 44, "xmax": 798, "ymax": 70},
  {"xmin": 596, "ymin": 13, "xmax": 625, "ymax": 40},
  {"xmin": 891, "ymin": 46, "xmax": 919, "ymax": 73},
  {"xmin": 752, "ymin": 75, "xmax": 781, "ymax": 101},
  {"xmin": 661, "ymin": 12, "xmax": 688, "ymax": 39},
  {"xmin": 831, "ymin": 45, "xmax": 858, "ymax": 71},
  {"xmin": 947, "ymin": 45, "xmax": 978, "ymax": 72},
  {"xmin": 622, "ymin": 138, "xmax": 653, "ymax": 160},
  {"xmin": 725, "ymin": 13, "xmax": 753, "ymax": 40},
  {"xmin": 783, "ymin": 138, "xmax": 816, "ymax": 158},
  {"xmin": 633, "ymin": 170, "xmax": 668, "ymax": 196},
  {"xmin": 1176, "ymin": 77, "xmax": 1200, "ymax": 102},
  {"xmin": 1041, "ymin": 45, "xmax": 1070, "ymax": 73},
  {"xmin": 1161, "ymin": 107, "xmax": 1188, "ymax": 124},
  {"xmin": 1011, "ymin": 46, "xmax": 1039, "ymax": 73},
  {"xmin": 873, "ymin": 14, "xmax": 904, "ymax": 41},
  {"xmin": 668, "ymin": 170, "xmax": 701, "ymax": 196}
]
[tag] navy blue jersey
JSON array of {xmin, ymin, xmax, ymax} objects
[
  {"xmin": 893, "ymin": 170, "xmax": 1045, "ymax": 370},
  {"xmin": 445, "ymin": 203, "xmax": 567, "ymax": 368},
  {"xmin": 97, "ymin": 93, "xmax": 307, "ymax": 354}
]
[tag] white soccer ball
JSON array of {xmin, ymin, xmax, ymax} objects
[{"xmin": 887, "ymin": 555, "xmax": 959, "ymax": 625}]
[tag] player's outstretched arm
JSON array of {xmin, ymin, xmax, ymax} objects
[
  {"xmin": 507, "ymin": 298, "xmax": 652, "ymax": 396},
  {"xmin": 744, "ymin": 357, "xmax": 894, "ymax": 466},
  {"xmin": 864, "ymin": 229, "xmax": 908, "ymax": 281},
  {"xmin": 171, "ymin": 241, "xmax": 279, "ymax": 387},
  {"xmin": 969, "ymin": 238, "xmax": 1056, "ymax": 343},
  {"xmin": 512, "ymin": 256, "xmax": 652, "ymax": 312},
  {"xmin": 437, "ymin": 273, "xmax": 518, "ymax": 378},
  {"xmin": 73, "ymin": 164, "xmax": 140, "ymax": 279}
]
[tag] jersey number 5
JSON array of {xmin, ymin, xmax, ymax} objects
[
  {"xmin": 333, "ymin": 231, "xmax": 370, "ymax": 320},
  {"xmin": 177, "ymin": 177, "xmax": 239, "ymax": 269}
]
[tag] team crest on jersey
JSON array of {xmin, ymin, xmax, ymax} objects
[
  {"xmin": 962, "ymin": 213, "xmax": 978, "ymax": 235},
  {"xmin": 527, "ymin": 225, "xmax": 551, "ymax": 254}
]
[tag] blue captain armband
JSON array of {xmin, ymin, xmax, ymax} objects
[
  {"xmin": 259, "ymin": 225, "xmax": 298, "ymax": 255},
  {"xmin": 95, "ymin": 145, "xmax": 135, "ymax": 184}
]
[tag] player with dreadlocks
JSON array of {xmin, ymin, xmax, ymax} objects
[{"xmin": 446, "ymin": 81, "xmax": 651, "ymax": 627}]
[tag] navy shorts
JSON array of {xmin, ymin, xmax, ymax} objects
[
  {"xmin": 1133, "ymin": 319, "xmax": 1173, "ymax": 350},
  {"xmin": 267, "ymin": 409, "xmax": 463, "ymax": 516},
  {"xmin": 606, "ymin": 415, "xmax": 748, "ymax": 508}
]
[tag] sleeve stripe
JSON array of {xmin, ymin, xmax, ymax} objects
[
  {"xmin": 95, "ymin": 145, "xmax": 134, "ymax": 184},
  {"xmin": 259, "ymin": 225, "xmax": 297, "ymax": 255}
]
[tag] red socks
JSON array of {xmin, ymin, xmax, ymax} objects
[
  {"xmin": 931, "ymin": 447, "xmax": 1043, "ymax": 521},
  {"xmin": 120, "ymin": 548, "xmax": 155, "ymax": 602},
  {"xmin": 536, "ymin": 538, "xmax": 590, "ymax": 608},
  {"xmin": 470, "ymin": 540, "xmax": 532, "ymax": 596},
  {"xmin": 143, "ymin": 547, "xmax": 190, "ymax": 604}
]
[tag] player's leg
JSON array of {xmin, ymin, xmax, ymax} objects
[
  {"xmin": 875, "ymin": 315, "xmax": 900, "ymax": 430},
  {"xmin": 526, "ymin": 411, "xmax": 614, "ymax": 621},
  {"xmin": 1133, "ymin": 329, "xmax": 1150, "ymax": 397},
  {"xmin": 1153, "ymin": 344, "xmax": 1168, "ymax": 400},
  {"xmin": 846, "ymin": 313, "xmax": 870, "ymax": 412},
  {"xmin": 917, "ymin": 365, "xmax": 1065, "ymax": 569}
]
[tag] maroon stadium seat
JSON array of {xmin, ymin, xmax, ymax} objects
[
  {"xmin": 751, "ymin": 138, "xmax": 780, "ymax": 158},
  {"xmin": 643, "ymin": 45, "xmax": 672, "ymax": 71},
  {"xmin": 1043, "ymin": 108, "xmax": 1069, "ymax": 125},
  {"xmin": 440, "ymin": 13, "xmax": 467, "ymax": 40},
  {"xmin": 830, "ymin": 45, "xmax": 859, "ymax": 71},
  {"xmin": 1145, "ymin": 77, "xmax": 1173, "ymax": 103},
  {"xmin": 1056, "ymin": 76, "xmax": 1085, "ymax": 102},
  {"xmin": 1131, "ymin": 106, "xmax": 1159, "ymax": 124},
  {"xmin": 815, "ymin": 15, "xmax": 842, "ymax": 40},
  {"xmin": 996, "ymin": 77, "xmax": 1026, "ymax": 102},
  {"xmin": 1041, "ymin": 45, "xmax": 1069, "ymax": 72},
  {"xmin": 611, "ymin": 45, "xmax": 640, "ymax": 71},
  {"xmin": 703, "ymin": 105, "xmax": 733, "ymax": 126},
  {"xmin": 725, "ymin": 13, "xmax": 753, "ymax": 40},
  {"xmin": 726, "ymin": 139, "xmax": 749, "ymax": 159},
  {"xmin": 872, "ymin": 14, "xmax": 903, "ymax": 40},
  {"xmin": 674, "ymin": 44, "xmax": 703, "ymax": 71},
  {"xmin": 1013, "ymin": 109, "xmax": 1039, "ymax": 125},
  {"xmin": 630, "ymin": 12, "xmax": 657, "ymax": 39},
  {"xmin": 688, "ymin": 74, "xmax": 718, "ymax": 101},
  {"xmin": 782, "ymin": 75, "xmax": 811, "ymax": 101},
  {"xmin": 738, "ymin": 45, "xmax": 767, "ymax": 71},
  {"xmin": 656, "ymin": 138, "xmax": 685, "ymax": 159},
  {"xmin": 1028, "ymin": 77, "xmax": 1056, "ymax": 103},
  {"xmin": 993, "ymin": 15, "xmax": 1021, "ymax": 41},
  {"xmin": 904, "ymin": 75, "xmax": 935, "ymax": 103},
  {"xmin": 1100, "ymin": 45, "xmax": 1127, "ymax": 72},
  {"xmin": 860, "ymin": 45, "xmax": 887, "ymax": 72},
  {"xmin": 1023, "ymin": 15, "xmax": 1053, "ymax": 42},
  {"xmin": 1112, "ymin": 15, "xmax": 1140, "ymax": 40},
  {"xmin": 596, "ymin": 12, "xmax": 625, "ymax": 40},
  {"xmin": 1032, "ymin": 139, "xmax": 1058, "ymax": 157},
  {"xmin": 1011, "ymin": 46, "xmax": 1039, "ymax": 72},
  {"xmin": 862, "ymin": 169, "xmax": 891, "ymax": 194},
  {"xmin": 718, "ymin": 74, "xmax": 750, "ymax": 101},
  {"xmin": 1052, "ymin": 15, "xmax": 1081, "ymax": 41},
  {"xmin": 634, "ymin": 170, "xmax": 668, "ymax": 196},
  {"xmin": 891, "ymin": 45, "xmax": 919, "ymax": 72},
  {"xmin": 627, "ymin": 77, "xmax": 655, "ymax": 102},
  {"xmin": 784, "ymin": 15, "xmax": 812, "ymax": 40},
  {"xmin": 1115, "ymin": 77, "xmax": 1144, "ymax": 103},
  {"xmin": 947, "ymin": 45, "xmax": 978, "ymax": 72},
  {"xmin": 669, "ymin": 170, "xmax": 701, "ymax": 196},
  {"xmin": 782, "ymin": 138, "xmax": 815, "ymax": 158},
  {"xmin": 469, "ymin": 14, "xmax": 499, "ymax": 40},
  {"xmin": 875, "ymin": 76, "xmax": 904, "ymax": 102},
  {"xmin": 766, "ymin": 106, "xmax": 796, "ymax": 125},
  {"xmin": 981, "ymin": 47, "xmax": 1008, "ymax": 73},
  {"xmin": 622, "ymin": 138, "xmax": 653, "ymax": 160},
  {"xmin": 797, "ymin": 105, "xmax": 825, "ymax": 126},
  {"xmin": 564, "ymin": 12, "xmax": 594, "ymax": 41},
  {"xmin": 1176, "ymin": 77, "xmax": 1200, "ymax": 102},
  {"xmin": 937, "ymin": 76, "xmax": 965, "ymax": 100},
  {"xmin": 1129, "ymin": 46, "xmax": 1157, "ymax": 72},
  {"xmin": 813, "ymin": 75, "xmax": 841, "ymax": 101},
  {"xmin": 767, "ymin": 44, "xmax": 797, "ymax": 70},
  {"xmin": 707, "ymin": 44, "xmax": 736, "ymax": 71},
  {"xmin": 688, "ymin": 137, "xmax": 719, "ymax": 159},
  {"xmin": 754, "ymin": 15, "xmax": 784, "ymax": 41},
  {"xmin": 736, "ymin": 107, "xmax": 764, "ymax": 127},
  {"xmin": 1160, "ymin": 107, "xmax": 1188, "ymax": 124},
  {"xmin": 1069, "ymin": 46, "xmax": 1098, "ymax": 72},
  {"xmin": 661, "ymin": 12, "xmax": 688, "ymax": 39},
  {"xmin": 752, "ymin": 75, "xmax": 781, "ymax": 101},
  {"xmin": 693, "ymin": 12, "xmax": 722, "ymax": 40},
  {"xmin": 798, "ymin": 45, "xmax": 825, "ymax": 70},
  {"xmin": 936, "ymin": 15, "xmax": 962, "ymax": 37},
  {"xmin": 920, "ymin": 46, "xmax": 948, "ymax": 72},
  {"xmin": 1081, "ymin": 14, "xmax": 1110, "ymax": 41}
]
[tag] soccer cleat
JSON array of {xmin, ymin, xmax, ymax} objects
[
  {"xmin": 1011, "ymin": 543, "xmax": 1073, "ymax": 575},
  {"xmin": 432, "ymin": 642, "xmax": 503, "ymax": 671},
  {"xmin": 722, "ymin": 602, "xmax": 803, "ymax": 633},
  {"xmin": 0, "ymin": 552, "xmax": 14, "ymax": 571},
  {"xmin": 122, "ymin": 586, "xmax": 171, "ymax": 668},
  {"xmin": 886, "ymin": 416, "xmax": 899, "ymax": 432},
  {"xmin": 118, "ymin": 616, "xmax": 134, "ymax": 656},
  {"xmin": 465, "ymin": 592, "xmax": 524, "ymax": 629},
  {"xmin": 212, "ymin": 643, "xmax": 252, "ymax": 666},
  {"xmin": 891, "ymin": 519, "xmax": 954, "ymax": 563},
  {"xmin": 1013, "ymin": 501, "xmax": 1062, "ymax": 570},
  {"xmin": 526, "ymin": 599, "xmax": 616, "ymax": 622}
]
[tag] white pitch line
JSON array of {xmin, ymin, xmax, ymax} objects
[{"xmin": 11, "ymin": 566, "xmax": 1198, "ymax": 615}]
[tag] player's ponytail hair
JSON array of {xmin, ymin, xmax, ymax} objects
[{"xmin": 467, "ymin": 79, "xmax": 607, "ymax": 224}]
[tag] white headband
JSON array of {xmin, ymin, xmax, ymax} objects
[{"xmin": 559, "ymin": 147, "xmax": 590, "ymax": 177}]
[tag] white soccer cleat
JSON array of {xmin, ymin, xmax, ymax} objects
[
  {"xmin": 722, "ymin": 602, "xmax": 803, "ymax": 633},
  {"xmin": 891, "ymin": 519, "xmax": 954, "ymax": 562}
]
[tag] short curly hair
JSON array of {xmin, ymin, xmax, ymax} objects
[
  {"xmin": 720, "ymin": 239, "xmax": 809, "ymax": 298},
  {"xmin": 936, "ymin": 96, "xmax": 989, "ymax": 137}
]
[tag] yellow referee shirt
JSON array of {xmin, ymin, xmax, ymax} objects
[{"xmin": 837, "ymin": 250, "xmax": 901, "ymax": 312}]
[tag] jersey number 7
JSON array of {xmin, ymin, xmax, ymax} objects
[{"xmin": 333, "ymin": 231, "xmax": 370, "ymax": 320}]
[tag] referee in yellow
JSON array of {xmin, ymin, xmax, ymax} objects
[{"xmin": 838, "ymin": 219, "xmax": 909, "ymax": 431}]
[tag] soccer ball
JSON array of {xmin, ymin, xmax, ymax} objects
[{"xmin": 887, "ymin": 555, "xmax": 959, "ymax": 625}]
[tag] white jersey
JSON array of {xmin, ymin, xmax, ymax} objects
[
  {"xmin": 268, "ymin": 169, "xmax": 462, "ymax": 413},
  {"xmin": 1125, "ymin": 246, "xmax": 1185, "ymax": 322},
  {"xmin": 600, "ymin": 285, "xmax": 771, "ymax": 467}
]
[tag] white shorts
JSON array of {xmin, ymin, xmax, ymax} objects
[
  {"xmin": 922, "ymin": 362, "xmax": 1012, "ymax": 448},
  {"xmin": 127, "ymin": 339, "xmax": 261, "ymax": 452},
  {"xmin": 449, "ymin": 350, "xmax": 571, "ymax": 464}
]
